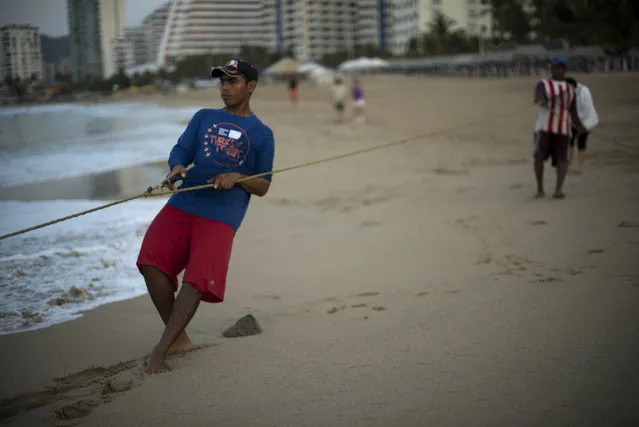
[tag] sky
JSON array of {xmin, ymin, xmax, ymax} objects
[{"xmin": 0, "ymin": 0, "xmax": 166, "ymax": 37}]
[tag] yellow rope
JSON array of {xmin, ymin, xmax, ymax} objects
[{"xmin": 0, "ymin": 107, "xmax": 529, "ymax": 241}]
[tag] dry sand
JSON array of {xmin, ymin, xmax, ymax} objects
[{"xmin": 0, "ymin": 74, "xmax": 638, "ymax": 426}]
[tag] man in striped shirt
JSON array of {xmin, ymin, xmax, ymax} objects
[{"xmin": 533, "ymin": 56, "xmax": 586, "ymax": 199}]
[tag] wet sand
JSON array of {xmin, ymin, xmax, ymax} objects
[
  {"xmin": 0, "ymin": 161, "xmax": 169, "ymax": 202},
  {"xmin": 0, "ymin": 73, "xmax": 638, "ymax": 426}
]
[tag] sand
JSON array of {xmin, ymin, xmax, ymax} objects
[{"xmin": 1, "ymin": 73, "xmax": 638, "ymax": 426}]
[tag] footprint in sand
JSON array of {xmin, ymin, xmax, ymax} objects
[
  {"xmin": 360, "ymin": 220, "xmax": 381, "ymax": 227},
  {"xmin": 0, "ymin": 345, "xmax": 215, "ymax": 423},
  {"xmin": 432, "ymin": 167, "xmax": 469, "ymax": 176},
  {"xmin": 618, "ymin": 221, "xmax": 639, "ymax": 228},
  {"xmin": 443, "ymin": 289, "xmax": 461, "ymax": 295},
  {"xmin": 587, "ymin": 248, "xmax": 606, "ymax": 255},
  {"xmin": 56, "ymin": 399, "xmax": 101, "ymax": 420},
  {"xmin": 351, "ymin": 303, "xmax": 368, "ymax": 308},
  {"xmin": 253, "ymin": 294, "xmax": 281, "ymax": 301},
  {"xmin": 416, "ymin": 292, "xmax": 429, "ymax": 297},
  {"xmin": 355, "ymin": 292, "xmax": 380, "ymax": 298},
  {"xmin": 529, "ymin": 220, "xmax": 548, "ymax": 226},
  {"xmin": 535, "ymin": 276, "xmax": 562, "ymax": 283}
]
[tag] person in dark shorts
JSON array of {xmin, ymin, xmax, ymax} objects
[
  {"xmin": 565, "ymin": 77, "xmax": 599, "ymax": 173},
  {"xmin": 533, "ymin": 57, "xmax": 586, "ymax": 199},
  {"xmin": 137, "ymin": 59, "xmax": 275, "ymax": 374}
]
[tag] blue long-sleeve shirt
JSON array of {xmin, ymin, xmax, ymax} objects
[{"xmin": 167, "ymin": 108, "xmax": 275, "ymax": 232}]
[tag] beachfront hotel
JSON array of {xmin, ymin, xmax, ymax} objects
[
  {"xmin": 154, "ymin": 0, "xmax": 414, "ymax": 65},
  {"xmin": 123, "ymin": 0, "xmax": 495, "ymax": 70},
  {"xmin": 67, "ymin": 0, "xmax": 126, "ymax": 81},
  {"xmin": 263, "ymin": 0, "xmax": 402, "ymax": 61},
  {"xmin": 0, "ymin": 24, "xmax": 44, "ymax": 82},
  {"xmin": 158, "ymin": 0, "xmax": 268, "ymax": 65}
]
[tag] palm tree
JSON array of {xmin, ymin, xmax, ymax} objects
[{"xmin": 427, "ymin": 12, "xmax": 456, "ymax": 54}]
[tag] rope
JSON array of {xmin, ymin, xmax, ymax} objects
[{"xmin": 0, "ymin": 106, "xmax": 530, "ymax": 241}]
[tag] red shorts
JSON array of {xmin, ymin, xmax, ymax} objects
[{"xmin": 136, "ymin": 204, "xmax": 235, "ymax": 303}]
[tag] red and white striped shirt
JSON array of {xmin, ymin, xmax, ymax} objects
[{"xmin": 534, "ymin": 78, "xmax": 575, "ymax": 135}]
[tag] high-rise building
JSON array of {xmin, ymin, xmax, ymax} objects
[
  {"xmin": 67, "ymin": 0, "xmax": 125, "ymax": 81},
  {"xmin": 265, "ymin": 0, "xmax": 396, "ymax": 61},
  {"xmin": 386, "ymin": 0, "xmax": 420, "ymax": 55},
  {"xmin": 137, "ymin": 3, "xmax": 170, "ymax": 65},
  {"xmin": 158, "ymin": 0, "xmax": 268, "ymax": 65},
  {"xmin": 113, "ymin": 28, "xmax": 138, "ymax": 71},
  {"xmin": 0, "ymin": 24, "xmax": 44, "ymax": 82},
  {"xmin": 113, "ymin": 2, "xmax": 170, "ymax": 71}
]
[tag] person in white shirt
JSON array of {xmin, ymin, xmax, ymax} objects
[
  {"xmin": 565, "ymin": 77, "xmax": 599, "ymax": 173},
  {"xmin": 331, "ymin": 76, "xmax": 347, "ymax": 123}
]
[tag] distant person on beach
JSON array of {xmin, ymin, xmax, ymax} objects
[
  {"xmin": 331, "ymin": 75, "xmax": 347, "ymax": 123},
  {"xmin": 137, "ymin": 59, "xmax": 275, "ymax": 374},
  {"xmin": 288, "ymin": 78, "xmax": 298, "ymax": 104},
  {"xmin": 533, "ymin": 56, "xmax": 585, "ymax": 199},
  {"xmin": 565, "ymin": 77, "xmax": 599, "ymax": 173},
  {"xmin": 352, "ymin": 78, "xmax": 366, "ymax": 123}
]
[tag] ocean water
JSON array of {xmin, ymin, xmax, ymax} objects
[
  {"xmin": 0, "ymin": 102, "xmax": 197, "ymax": 187},
  {"xmin": 0, "ymin": 199, "xmax": 166, "ymax": 336},
  {"xmin": 0, "ymin": 101, "xmax": 199, "ymax": 335}
]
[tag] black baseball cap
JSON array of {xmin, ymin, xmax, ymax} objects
[{"xmin": 211, "ymin": 59, "xmax": 259, "ymax": 82}]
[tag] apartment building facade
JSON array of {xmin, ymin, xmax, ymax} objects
[
  {"xmin": 158, "ymin": 0, "xmax": 267, "ymax": 65},
  {"xmin": 67, "ymin": 0, "xmax": 125, "ymax": 81},
  {"xmin": 0, "ymin": 24, "xmax": 44, "ymax": 82}
]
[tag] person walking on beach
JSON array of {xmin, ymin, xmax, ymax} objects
[
  {"xmin": 137, "ymin": 59, "xmax": 275, "ymax": 374},
  {"xmin": 352, "ymin": 78, "xmax": 366, "ymax": 123},
  {"xmin": 532, "ymin": 56, "xmax": 585, "ymax": 199},
  {"xmin": 565, "ymin": 77, "xmax": 599, "ymax": 173},
  {"xmin": 331, "ymin": 75, "xmax": 347, "ymax": 123},
  {"xmin": 288, "ymin": 77, "xmax": 298, "ymax": 105}
]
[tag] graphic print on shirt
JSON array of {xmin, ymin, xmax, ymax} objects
[{"xmin": 203, "ymin": 122, "xmax": 251, "ymax": 168}]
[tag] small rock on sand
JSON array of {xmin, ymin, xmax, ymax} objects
[{"xmin": 222, "ymin": 314, "xmax": 262, "ymax": 338}]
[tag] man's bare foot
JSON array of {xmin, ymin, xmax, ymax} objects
[
  {"xmin": 553, "ymin": 191, "xmax": 565, "ymax": 199},
  {"xmin": 534, "ymin": 191, "xmax": 545, "ymax": 199},
  {"xmin": 169, "ymin": 334, "xmax": 193, "ymax": 354},
  {"xmin": 144, "ymin": 349, "xmax": 170, "ymax": 374}
]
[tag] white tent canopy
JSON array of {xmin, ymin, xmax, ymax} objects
[{"xmin": 338, "ymin": 57, "xmax": 390, "ymax": 72}]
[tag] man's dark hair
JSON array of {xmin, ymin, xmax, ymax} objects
[{"xmin": 565, "ymin": 77, "xmax": 577, "ymax": 87}]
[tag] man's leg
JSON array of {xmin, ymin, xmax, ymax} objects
[
  {"xmin": 534, "ymin": 158, "xmax": 545, "ymax": 197},
  {"xmin": 136, "ymin": 205, "xmax": 194, "ymax": 358},
  {"xmin": 144, "ymin": 218, "xmax": 235, "ymax": 374},
  {"xmin": 145, "ymin": 282, "xmax": 202, "ymax": 374},
  {"xmin": 554, "ymin": 160, "xmax": 568, "ymax": 198},
  {"xmin": 577, "ymin": 132, "xmax": 589, "ymax": 173},
  {"xmin": 568, "ymin": 128, "xmax": 577, "ymax": 166},
  {"xmin": 533, "ymin": 132, "xmax": 546, "ymax": 197},
  {"xmin": 553, "ymin": 135, "xmax": 570, "ymax": 199},
  {"xmin": 141, "ymin": 265, "xmax": 192, "ymax": 352}
]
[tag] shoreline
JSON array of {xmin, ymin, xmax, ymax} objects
[{"xmin": 0, "ymin": 160, "xmax": 170, "ymax": 202}]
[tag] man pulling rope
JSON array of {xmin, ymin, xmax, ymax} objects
[{"xmin": 138, "ymin": 59, "xmax": 275, "ymax": 374}]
